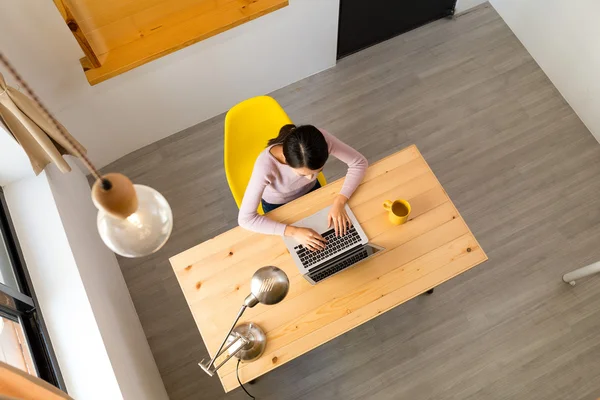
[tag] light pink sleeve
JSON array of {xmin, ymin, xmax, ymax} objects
[
  {"xmin": 237, "ymin": 155, "xmax": 287, "ymax": 236},
  {"xmin": 321, "ymin": 130, "xmax": 368, "ymax": 199}
]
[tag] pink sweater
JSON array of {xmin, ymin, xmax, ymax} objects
[{"xmin": 238, "ymin": 130, "xmax": 368, "ymax": 235}]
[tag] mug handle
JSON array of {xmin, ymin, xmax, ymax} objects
[{"xmin": 383, "ymin": 200, "xmax": 393, "ymax": 211}]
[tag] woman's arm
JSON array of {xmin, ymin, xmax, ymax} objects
[
  {"xmin": 238, "ymin": 158, "xmax": 287, "ymax": 236},
  {"xmin": 321, "ymin": 130, "xmax": 368, "ymax": 235},
  {"xmin": 321, "ymin": 130, "xmax": 368, "ymax": 199}
]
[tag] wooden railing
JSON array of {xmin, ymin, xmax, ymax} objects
[
  {"xmin": 53, "ymin": 0, "xmax": 289, "ymax": 85},
  {"xmin": 53, "ymin": 0, "xmax": 101, "ymax": 70}
]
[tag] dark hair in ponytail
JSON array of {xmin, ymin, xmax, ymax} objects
[{"xmin": 267, "ymin": 124, "xmax": 329, "ymax": 170}]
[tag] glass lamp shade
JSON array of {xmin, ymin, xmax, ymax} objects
[{"xmin": 97, "ymin": 184, "xmax": 173, "ymax": 258}]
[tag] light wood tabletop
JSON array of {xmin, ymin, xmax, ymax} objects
[{"xmin": 170, "ymin": 145, "xmax": 487, "ymax": 392}]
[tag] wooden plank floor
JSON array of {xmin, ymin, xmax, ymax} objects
[{"xmin": 99, "ymin": 4, "xmax": 600, "ymax": 399}]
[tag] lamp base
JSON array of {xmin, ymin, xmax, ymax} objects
[{"xmin": 229, "ymin": 322, "xmax": 266, "ymax": 362}]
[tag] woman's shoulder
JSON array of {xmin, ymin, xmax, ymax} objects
[
  {"xmin": 318, "ymin": 128, "xmax": 336, "ymax": 152},
  {"xmin": 255, "ymin": 147, "xmax": 274, "ymax": 164},
  {"xmin": 318, "ymin": 128, "xmax": 332, "ymax": 137},
  {"xmin": 318, "ymin": 128, "xmax": 338, "ymax": 143},
  {"xmin": 253, "ymin": 148, "xmax": 278, "ymax": 173}
]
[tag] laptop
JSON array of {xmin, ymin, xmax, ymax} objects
[{"xmin": 284, "ymin": 204, "xmax": 384, "ymax": 285}]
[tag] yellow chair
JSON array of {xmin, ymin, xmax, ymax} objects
[{"xmin": 224, "ymin": 96, "xmax": 327, "ymax": 214}]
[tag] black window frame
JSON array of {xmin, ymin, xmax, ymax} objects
[{"xmin": 0, "ymin": 187, "xmax": 65, "ymax": 390}]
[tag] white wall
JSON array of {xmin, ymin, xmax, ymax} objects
[
  {"xmin": 45, "ymin": 159, "xmax": 169, "ymax": 400},
  {"xmin": 0, "ymin": 125, "xmax": 34, "ymax": 186},
  {"xmin": 0, "ymin": 0, "xmax": 340, "ymax": 169},
  {"xmin": 4, "ymin": 159, "xmax": 168, "ymax": 400},
  {"xmin": 456, "ymin": 0, "xmax": 488, "ymax": 14},
  {"xmin": 490, "ymin": 0, "xmax": 600, "ymax": 143}
]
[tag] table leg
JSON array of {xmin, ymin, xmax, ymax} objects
[
  {"xmin": 425, "ymin": 288, "xmax": 434, "ymax": 295},
  {"xmin": 562, "ymin": 261, "xmax": 600, "ymax": 286}
]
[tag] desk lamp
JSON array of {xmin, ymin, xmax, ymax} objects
[{"xmin": 200, "ymin": 266, "xmax": 289, "ymax": 376}]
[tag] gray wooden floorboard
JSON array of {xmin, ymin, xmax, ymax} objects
[{"xmin": 98, "ymin": 4, "xmax": 600, "ymax": 399}]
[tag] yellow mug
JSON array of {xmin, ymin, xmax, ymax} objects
[{"xmin": 383, "ymin": 199, "xmax": 411, "ymax": 225}]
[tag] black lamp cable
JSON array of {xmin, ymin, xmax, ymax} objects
[{"xmin": 236, "ymin": 359, "xmax": 256, "ymax": 399}]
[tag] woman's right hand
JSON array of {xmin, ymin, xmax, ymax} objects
[{"xmin": 285, "ymin": 226, "xmax": 327, "ymax": 251}]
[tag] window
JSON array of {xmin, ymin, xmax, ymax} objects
[{"xmin": 0, "ymin": 187, "xmax": 64, "ymax": 389}]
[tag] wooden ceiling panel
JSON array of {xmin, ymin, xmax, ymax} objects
[{"xmin": 54, "ymin": 0, "xmax": 289, "ymax": 84}]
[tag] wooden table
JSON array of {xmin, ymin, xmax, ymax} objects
[{"xmin": 169, "ymin": 145, "xmax": 487, "ymax": 392}]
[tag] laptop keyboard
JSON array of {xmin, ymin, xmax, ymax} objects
[
  {"xmin": 308, "ymin": 247, "xmax": 369, "ymax": 283},
  {"xmin": 294, "ymin": 226, "xmax": 362, "ymax": 269}
]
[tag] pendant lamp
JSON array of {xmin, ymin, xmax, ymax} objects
[{"xmin": 0, "ymin": 53, "xmax": 172, "ymax": 258}]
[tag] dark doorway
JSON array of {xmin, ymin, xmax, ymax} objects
[{"xmin": 337, "ymin": 0, "xmax": 457, "ymax": 59}]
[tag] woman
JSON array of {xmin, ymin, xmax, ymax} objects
[{"xmin": 238, "ymin": 124, "xmax": 368, "ymax": 251}]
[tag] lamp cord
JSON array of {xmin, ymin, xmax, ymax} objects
[
  {"xmin": 0, "ymin": 52, "xmax": 102, "ymax": 181},
  {"xmin": 236, "ymin": 359, "xmax": 256, "ymax": 399}
]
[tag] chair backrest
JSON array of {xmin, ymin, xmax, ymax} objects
[{"xmin": 224, "ymin": 96, "xmax": 292, "ymax": 213}]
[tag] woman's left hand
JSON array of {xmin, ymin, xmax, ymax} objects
[{"xmin": 328, "ymin": 195, "xmax": 352, "ymax": 236}]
